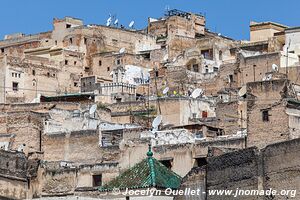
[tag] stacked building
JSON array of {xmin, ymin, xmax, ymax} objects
[{"xmin": 0, "ymin": 9, "xmax": 300, "ymax": 200}]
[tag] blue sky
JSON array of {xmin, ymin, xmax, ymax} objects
[{"xmin": 1, "ymin": 0, "xmax": 299, "ymax": 40}]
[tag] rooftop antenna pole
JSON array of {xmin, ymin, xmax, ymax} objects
[
  {"xmin": 148, "ymin": 65, "xmax": 150, "ymax": 129},
  {"xmin": 286, "ymin": 39, "xmax": 291, "ymax": 78}
]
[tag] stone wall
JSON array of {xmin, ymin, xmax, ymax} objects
[{"xmin": 206, "ymin": 138, "xmax": 300, "ymax": 199}]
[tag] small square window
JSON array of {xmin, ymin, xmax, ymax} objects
[
  {"xmin": 262, "ymin": 110, "xmax": 269, "ymax": 122},
  {"xmin": 1, "ymin": 48, "xmax": 4, "ymax": 53},
  {"xmin": 116, "ymin": 59, "xmax": 121, "ymax": 65},
  {"xmin": 66, "ymin": 24, "xmax": 71, "ymax": 28},
  {"xmin": 65, "ymin": 60, "xmax": 68, "ymax": 65},
  {"xmin": 92, "ymin": 174, "xmax": 102, "ymax": 187},
  {"xmin": 12, "ymin": 82, "xmax": 19, "ymax": 91},
  {"xmin": 74, "ymin": 61, "xmax": 77, "ymax": 65},
  {"xmin": 107, "ymin": 67, "xmax": 110, "ymax": 71}
]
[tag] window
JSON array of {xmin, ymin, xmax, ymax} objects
[
  {"xmin": 47, "ymin": 72, "xmax": 50, "ymax": 77},
  {"xmin": 74, "ymin": 82, "xmax": 78, "ymax": 87},
  {"xmin": 32, "ymin": 69, "xmax": 36, "ymax": 76},
  {"xmin": 69, "ymin": 38, "xmax": 73, "ymax": 44},
  {"xmin": 99, "ymin": 60, "xmax": 102, "ymax": 66},
  {"xmin": 195, "ymin": 131, "xmax": 203, "ymax": 139},
  {"xmin": 155, "ymin": 70, "xmax": 159, "ymax": 77},
  {"xmin": 74, "ymin": 61, "xmax": 77, "ymax": 65},
  {"xmin": 202, "ymin": 111, "xmax": 208, "ymax": 118},
  {"xmin": 18, "ymin": 73, "xmax": 20, "ymax": 78},
  {"xmin": 11, "ymin": 73, "xmax": 14, "ymax": 77},
  {"xmin": 65, "ymin": 60, "xmax": 68, "ymax": 65},
  {"xmin": 116, "ymin": 59, "xmax": 121, "ymax": 65},
  {"xmin": 84, "ymin": 37, "xmax": 87, "ymax": 45},
  {"xmin": 201, "ymin": 49, "xmax": 213, "ymax": 60},
  {"xmin": 160, "ymin": 159, "xmax": 172, "ymax": 169},
  {"xmin": 107, "ymin": 67, "xmax": 110, "ymax": 71},
  {"xmin": 92, "ymin": 174, "xmax": 102, "ymax": 187},
  {"xmin": 1, "ymin": 48, "xmax": 4, "ymax": 53},
  {"xmin": 12, "ymin": 82, "xmax": 19, "ymax": 91},
  {"xmin": 55, "ymin": 40, "xmax": 57, "ymax": 45},
  {"xmin": 193, "ymin": 64, "xmax": 199, "ymax": 72},
  {"xmin": 194, "ymin": 157, "xmax": 207, "ymax": 167},
  {"xmin": 219, "ymin": 50, "xmax": 223, "ymax": 60},
  {"xmin": 66, "ymin": 24, "xmax": 71, "ymax": 28},
  {"xmin": 205, "ymin": 66, "xmax": 209, "ymax": 73},
  {"xmin": 262, "ymin": 110, "xmax": 269, "ymax": 122},
  {"xmin": 229, "ymin": 74, "xmax": 233, "ymax": 83}
]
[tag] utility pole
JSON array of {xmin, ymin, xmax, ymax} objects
[{"xmin": 286, "ymin": 39, "xmax": 291, "ymax": 77}]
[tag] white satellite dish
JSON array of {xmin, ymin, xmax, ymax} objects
[
  {"xmin": 163, "ymin": 54, "xmax": 168, "ymax": 62},
  {"xmin": 266, "ymin": 74, "xmax": 272, "ymax": 80},
  {"xmin": 238, "ymin": 86, "xmax": 247, "ymax": 97},
  {"xmin": 163, "ymin": 87, "xmax": 169, "ymax": 95},
  {"xmin": 89, "ymin": 104, "xmax": 97, "ymax": 115},
  {"xmin": 106, "ymin": 17, "xmax": 112, "ymax": 26},
  {"xmin": 152, "ymin": 115, "xmax": 162, "ymax": 129},
  {"xmin": 129, "ymin": 21, "xmax": 135, "ymax": 28},
  {"xmin": 172, "ymin": 57, "xmax": 176, "ymax": 62},
  {"xmin": 272, "ymin": 64, "xmax": 279, "ymax": 72},
  {"xmin": 119, "ymin": 47, "xmax": 126, "ymax": 54},
  {"xmin": 114, "ymin": 19, "xmax": 119, "ymax": 25},
  {"xmin": 191, "ymin": 88, "xmax": 203, "ymax": 99}
]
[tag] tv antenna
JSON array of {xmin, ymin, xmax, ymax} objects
[
  {"xmin": 152, "ymin": 115, "xmax": 162, "ymax": 132},
  {"xmin": 238, "ymin": 86, "xmax": 247, "ymax": 97},
  {"xmin": 272, "ymin": 64, "xmax": 279, "ymax": 72},
  {"xmin": 191, "ymin": 88, "xmax": 203, "ymax": 99},
  {"xmin": 89, "ymin": 104, "xmax": 97, "ymax": 115},
  {"xmin": 119, "ymin": 47, "xmax": 126, "ymax": 54},
  {"xmin": 106, "ymin": 16, "xmax": 112, "ymax": 26},
  {"xmin": 129, "ymin": 21, "xmax": 135, "ymax": 29},
  {"xmin": 114, "ymin": 19, "xmax": 119, "ymax": 26},
  {"xmin": 162, "ymin": 87, "xmax": 169, "ymax": 95}
]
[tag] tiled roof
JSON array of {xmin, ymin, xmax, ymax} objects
[{"xmin": 99, "ymin": 145, "xmax": 182, "ymax": 191}]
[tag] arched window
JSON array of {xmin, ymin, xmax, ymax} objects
[{"xmin": 219, "ymin": 50, "xmax": 223, "ymax": 61}]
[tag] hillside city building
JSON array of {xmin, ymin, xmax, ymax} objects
[{"xmin": 0, "ymin": 9, "xmax": 299, "ymax": 200}]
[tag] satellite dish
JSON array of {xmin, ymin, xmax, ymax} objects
[
  {"xmin": 114, "ymin": 19, "xmax": 119, "ymax": 25},
  {"xmin": 152, "ymin": 115, "xmax": 162, "ymax": 129},
  {"xmin": 172, "ymin": 57, "xmax": 176, "ymax": 62},
  {"xmin": 272, "ymin": 64, "xmax": 279, "ymax": 72},
  {"xmin": 228, "ymin": 76, "xmax": 231, "ymax": 83},
  {"xmin": 106, "ymin": 17, "xmax": 112, "ymax": 26},
  {"xmin": 191, "ymin": 88, "xmax": 203, "ymax": 99},
  {"xmin": 238, "ymin": 86, "xmax": 247, "ymax": 97},
  {"xmin": 129, "ymin": 21, "xmax": 135, "ymax": 28},
  {"xmin": 89, "ymin": 104, "xmax": 97, "ymax": 115},
  {"xmin": 163, "ymin": 87, "xmax": 169, "ymax": 95},
  {"xmin": 266, "ymin": 74, "xmax": 272, "ymax": 80},
  {"xmin": 119, "ymin": 47, "xmax": 126, "ymax": 54},
  {"xmin": 163, "ymin": 54, "xmax": 168, "ymax": 62}
]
